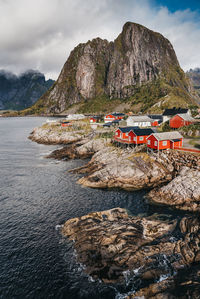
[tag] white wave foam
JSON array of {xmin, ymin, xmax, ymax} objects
[{"xmin": 55, "ymin": 224, "xmax": 63, "ymax": 230}]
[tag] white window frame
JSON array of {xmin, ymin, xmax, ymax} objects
[
  {"xmin": 154, "ymin": 141, "xmax": 158, "ymax": 146},
  {"xmin": 147, "ymin": 140, "xmax": 150, "ymax": 145},
  {"xmin": 162, "ymin": 141, "xmax": 167, "ymax": 146},
  {"xmin": 139, "ymin": 136, "xmax": 144, "ymax": 141},
  {"xmin": 134, "ymin": 137, "xmax": 137, "ymax": 141}
]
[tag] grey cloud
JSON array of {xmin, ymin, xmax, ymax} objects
[{"xmin": 0, "ymin": 0, "xmax": 200, "ymax": 79}]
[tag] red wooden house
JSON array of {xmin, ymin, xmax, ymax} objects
[
  {"xmin": 170, "ymin": 113, "xmax": 194, "ymax": 129},
  {"xmin": 90, "ymin": 116, "xmax": 101, "ymax": 123},
  {"xmin": 115, "ymin": 127, "xmax": 139, "ymax": 142},
  {"xmin": 128, "ymin": 128, "xmax": 154, "ymax": 145},
  {"xmin": 61, "ymin": 121, "xmax": 72, "ymax": 127},
  {"xmin": 104, "ymin": 112, "xmax": 125, "ymax": 123},
  {"xmin": 147, "ymin": 132, "xmax": 183, "ymax": 150}
]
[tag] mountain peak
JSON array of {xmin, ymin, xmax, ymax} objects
[{"xmin": 31, "ymin": 22, "xmax": 197, "ymax": 114}]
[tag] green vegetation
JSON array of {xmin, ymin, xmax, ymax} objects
[
  {"xmin": 78, "ymin": 95, "xmax": 126, "ymax": 113},
  {"xmin": 96, "ymin": 131, "xmax": 114, "ymax": 139},
  {"xmin": 188, "ymin": 137, "xmax": 200, "ymax": 149},
  {"xmin": 159, "ymin": 121, "xmax": 172, "ymax": 132},
  {"xmin": 179, "ymin": 123, "xmax": 200, "ymax": 137},
  {"xmin": 188, "ymin": 104, "xmax": 199, "ymax": 117}
]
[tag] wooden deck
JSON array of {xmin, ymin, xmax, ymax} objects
[
  {"xmin": 174, "ymin": 147, "xmax": 200, "ymax": 154},
  {"xmin": 113, "ymin": 137, "xmax": 135, "ymax": 144}
]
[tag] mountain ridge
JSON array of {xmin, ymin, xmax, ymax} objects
[
  {"xmin": 27, "ymin": 22, "xmax": 199, "ymax": 114},
  {"xmin": 0, "ymin": 70, "xmax": 54, "ymax": 110}
]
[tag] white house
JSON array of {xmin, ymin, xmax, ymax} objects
[{"xmin": 127, "ymin": 115, "xmax": 154, "ymax": 127}]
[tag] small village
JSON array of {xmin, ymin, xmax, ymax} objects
[{"xmin": 51, "ymin": 107, "xmax": 200, "ymax": 154}]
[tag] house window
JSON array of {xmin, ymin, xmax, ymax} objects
[
  {"xmin": 147, "ymin": 140, "xmax": 150, "ymax": 145},
  {"xmin": 134, "ymin": 137, "xmax": 136, "ymax": 141},
  {"xmin": 154, "ymin": 141, "xmax": 158, "ymax": 146},
  {"xmin": 162, "ymin": 141, "xmax": 167, "ymax": 146},
  {"xmin": 139, "ymin": 136, "xmax": 144, "ymax": 141}
]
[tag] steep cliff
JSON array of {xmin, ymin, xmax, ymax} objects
[
  {"xmin": 0, "ymin": 70, "xmax": 54, "ymax": 110},
  {"xmin": 32, "ymin": 22, "xmax": 196, "ymax": 114},
  {"xmin": 187, "ymin": 68, "xmax": 200, "ymax": 97}
]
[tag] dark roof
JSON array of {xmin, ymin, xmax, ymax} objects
[
  {"xmin": 112, "ymin": 119, "xmax": 120, "ymax": 123},
  {"xmin": 91, "ymin": 116, "xmax": 101, "ymax": 119},
  {"xmin": 171, "ymin": 139, "xmax": 181, "ymax": 142},
  {"xmin": 118, "ymin": 126, "xmax": 139, "ymax": 133},
  {"xmin": 132, "ymin": 128, "xmax": 154, "ymax": 136},
  {"xmin": 148, "ymin": 114, "xmax": 163, "ymax": 120},
  {"xmin": 103, "ymin": 122, "xmax": 112, "ymax": 127},
  {"xmin": 163, "ymin": 108, "xmax": 188, "ymax": 116},
  {"xmin": 111, "ymin": 112, "xmax": 125, "ymax": 117}
]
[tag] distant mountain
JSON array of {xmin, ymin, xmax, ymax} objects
[
  {"xmin": 186, "ymin": 68, "xmax": 200, "ymax": 97},
  {"xmin": 30, "ymin": 22, "xmax": 198, "ymax": 115},
  {"xmin": 0, "ymin": 70, "xmax": 54, "ymax": 110}
]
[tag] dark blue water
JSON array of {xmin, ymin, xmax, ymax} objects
[{"xmin": 0, "ymin": 117, "xmax": 149, "ymax": 299}]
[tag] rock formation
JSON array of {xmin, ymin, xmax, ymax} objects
[
  {"xmin": 28, "ymin": 124, "xmax": 83, "ymax": 145},
  {"xmin": 33, "ymin": 22, "xmax": 195, "ymax": 114},
  {"xmin": 187, "ymin": 68, "xmax": 200, "ymax": 99},
  {"xmin": 62, "ymin": 208, "xmax": 200, "ymax": 286},
  {"xmin": 148, "ymin": 167, "xmax": 200, "ymax": 212},
  {"xmin": 29, "ymin": 123, "xmax": 200, "ymax": 296}
]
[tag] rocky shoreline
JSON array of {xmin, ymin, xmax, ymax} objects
[
  {"xmin": 62, "ymin": 208, "xmax": 200, "ymax": 297},
  {"xmin": 29, "ymin": 123, "xmax": 200, "ymax": 297}
]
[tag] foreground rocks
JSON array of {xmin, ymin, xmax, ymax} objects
[
  {"xmin": 62, "ymin": 208, "xmax": 200, "ymax": 287},
  {"xmin": 148, "ymin": 167, "xmax": 200, "ymax": 212}
]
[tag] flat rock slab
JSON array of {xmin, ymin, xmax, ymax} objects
[{"xmin": 148, "ymin": 167, "xmax": 200, "ymax": 212}]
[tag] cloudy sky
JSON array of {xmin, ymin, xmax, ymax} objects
[{"xmin": 1, "ymin": 0, "xmax": 200, "ymax": 79}]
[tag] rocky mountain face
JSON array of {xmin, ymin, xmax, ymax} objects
[
  {"xmin": 33, "ymin": 22, "xmax": 196, "ymax": 114},
  {"xmin": 187, "ymin": 68, "xmax": 200, "ymax": 96},
  {"xmin": 0, "ymin": 70, "xmax": 54, "ymax": 110}
]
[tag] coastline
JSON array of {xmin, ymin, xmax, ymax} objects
[{"xmin": 29, "ymin": 122, "xmax": 200, "ymax": 297}]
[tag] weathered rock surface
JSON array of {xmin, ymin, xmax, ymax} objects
[
  {"xmin": 33, "ymin": 22, "xmax": 193, "ymax": 114},
  {"xmin": 76, "ymin": 148, "xmax": 174, "ymax": 190},
  {"xmin": 28, "ymin": 125, "xmax": 83, "ymax": 145},
  {"xmin": 127, "ymin": 264, "xmax": 200, "ymax": 298},
  {"xmin": 29, "ymin": 124, "xmax": 200, "ymax": 212},
  {"xmin": 62, "ymin": 208, "xmax": 200, "ymax": 287},
  {"xmin": 148, "ymin": 167, "xmax": 200, "ymax": 212}
]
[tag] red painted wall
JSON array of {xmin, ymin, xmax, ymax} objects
[
  {"xmin": 152, "ymin": 121, "xmax": 159, "ymax": 126},
  {"xmin": 170, "ymin": 115, "xmax": 192, "ymax": 128},
  {"xmin": 122, "ymin": 132, "xmax": 129, "ymax": 140},
  {"xmin": 171, "ymin": 139, "xmax": 182, "ymax": 148},
  {"xmin": 105, "ymin": 115, "xmax": 124, "ymax": 120},
  {"xmin": 61, "ymin": 123, "xmax": 72, "ymax": 127},
  {"xmin": 115, "ymin": 129, "xmax": 121, "ymax": 138},
  {"xmin": 147, "ymin": 135, "xmax": 170, "ymax": 149},
  {"xmin": 128, "ymin": 131, "xmax": 149, "ymax": 144},
  {"xmin": 147, "ymin": 135, "xmax": 183, "ymax": 149},
  {"xmin": 90, "ymin": 118, "xmax": 97, "ymax": 123}
]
